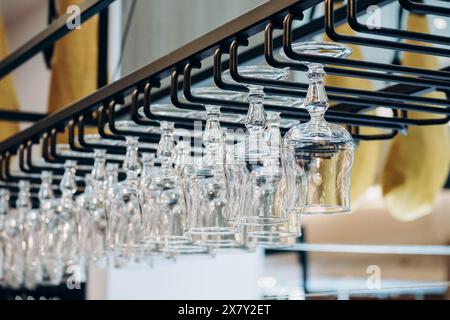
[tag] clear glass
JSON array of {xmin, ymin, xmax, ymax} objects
[
  {"xmin": 222, "ymin": 66, "xmax": 299, "ymax": 248},
  {"xmin": 53, "ymin": 161, "xmax": 79, "ymax": 265},
  {"xmin": 182, "ymin": 105, "xmax": 237, "ymax": 248},
  {"xmin": 107, "ymin": 119, "xmax": 203, "ymax": 141},
  {"xmin": 104, "ymin": 162, "xmax": 124, "ymax": 254},
  {"xmin": 76, "ymin": 151, "xmax": 108, "ymax": 261},
  {"xmin": 36, "ymin": 171, "xmax": 63, "ymax": 285},
  {"xmin": 0, "ymin": 189, "xmax": 9, "ymax": 283},
  {"xmin": 280, "ymin": 42, "xmax": 355, "ymax": 214},
  {"xmin": 2, "ymin": 185, "xmax": 25, "ymax": 289},
  {"xmin": 113, "ymin": 136, "xmax": 143, "ymax": 260},
  {"xmin": 141, "ymin": 122, "xmax": 192, "ymax": 251},
  {"xmin": 223, "ymin": 65, "xmax": 289, "ymax": 82},
  {"xmin": 20, "ymin": 180, "xmax": 43, "ymax": 290}
]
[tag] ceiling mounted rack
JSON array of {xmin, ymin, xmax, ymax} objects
[{"xmin": 0, "ymin": 0, "xmax": 448, "ymax": 200}]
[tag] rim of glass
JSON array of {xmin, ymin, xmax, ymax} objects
[
  {"xmin": 192, "ymin": 87, "xmax": 242, "ymax": 100},
  {"xmin": 105, "ymin": 120, "xmax": 160, "ymax": 133},
  {"xmin": 138, "ymin": 104, "xmax": 245, "ymax": 123},
  {"xmin": 83, "ymin": 134, "xmax": 157, "ymax": 149},
  {"xmin": 279, "ymin": 41, "xmax": 352, "ymax": 62},
  {"xmin": 222, "ymin": 65, "xmax": 289, "ymax": 83}
]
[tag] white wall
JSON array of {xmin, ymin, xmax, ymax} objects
[
  {"xmin": 121, "ymin": 0, "xmax": 266, "ymax": 77},
  {"xmin": 88, "ymin": 251, "xmax": 264, "ymax": 300}
]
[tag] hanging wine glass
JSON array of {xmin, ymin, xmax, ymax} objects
[
  {"xmin": 280, "ymin": 42, "xmax": 355, "ymax": 214},
  {"xmin": 18, "ymin": 180, "xmax": 43, "ymax": 290},
  {"xmin": 105, "ymin": 163, "xmax": 119, "ymax": 253},
  {"xmin": 113, "ymin": 136, "xmax": 143, "ymax": 262},
  {"xmin": 12, "ymin": 181, "xmax": 35, "ymax": 289},
  {"xmin": 141, "ymin": 122, "xmax": 205, "ymax": 255},
  {"xmin": 0, "ymin": 189, "xmax": 8, "ymax": 283},
  {"xmin": 222, "ymin": 66, "xmax": 298, "ymax": 248},
  {"xmin": 265, "ymin": 111, "xmax": 302, "ymax": 236},
  {"xmin": 182, "ymin": 105, "xmax": 237, "ymax": 249},
  {"xmin": 1, "ymin": 186, "xmax": 25, "ymax": 289},
  {"xmin": 173, "ymin": 141, "xmax": 191, "ymax": 175},
  {"xmin": 243, "ymin": 111, "xmax": 299, "ymax": 248},
  {"xmin": 36, "ymin": 171, "xmax": 63, "ymax": 285},
  {"xmin": 76, "ymin": 151, "xmax": 108, "ymax": 261},
  {"xmin": 140, "ymin": 153, "xmax": 156, "ymax": 194},
  {"xmin": 54, "ymin": 161, "xmax": 80, "ymax": 266}
]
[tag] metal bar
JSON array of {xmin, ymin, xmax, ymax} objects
[
  {"xmin": 229, "ymin": 37, "xmax": 450, "ymax": 123},
  {"xmin": 285, "ymin": 12, "xmax": 450, "ymax": 88},
  {"xmin": 276, "ymin": 243, "xmax": 450, "ymax": 255},
  {"xmin": 333, "ymin": 67, "xmax": 450, "ymax": 114},
  {"xmin": 1, "ymin": 0, "xmax": 449, "ymax": 158},
  {"xmin": 348, "ymin": 0, "xmax": 450, "ymax": 46},
  {"xmin": 148, "ymin": 0, "xmax": 394, "ymax": 104},
  {"xmin": 0, "ymin": 110, "xmax": 47, "ymax": 122},
  {"xmin": 264, "ymin": 22, "xmax": 449, "ymax": 107},
  {"xmin": 148, "ymin": 0, "xmax": 448, "ymax": 114},
  {"xmin": 97, "ymin": 5, "xmax": 109, "ymax": 88},
  {"xmin": 0, "ymin": 0, "xmax": 116, "ymax": 80},
  {"xmin": 326, "ymin": 0, "xmax": 450, "ymax": 57},
  {"xmin": 399, "ymin": 0, "xmax": 450, "ymax": 17}
]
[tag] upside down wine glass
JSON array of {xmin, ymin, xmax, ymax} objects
[
  {"xmin": 114, "ymin": 136, "xmax": 143, "ymax": 260},
  {"xmin": 182, "ymin": 105, "xmax": 237, "ymax": 249},
  {"xmin": 76, "ymin": 151, "xmax": 108, "ymax": 261},
  {"xmin": 223, "ymin": 66, "xmax": 299, "ymax": 248},
  {"xmin": 281, "ymin": 42, "xmax": 355, "ymax": 214},
  {"xmin": 1, "ymin": 185, "xmax": 25, "ymax": 289},
  {"xmin": 142, "ymin": 121, "xmax": 205, "ymax": 255}
]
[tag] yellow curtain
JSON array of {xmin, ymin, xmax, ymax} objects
[
  {"xmin": 48, "ymin": 0, "xmax": 99, "ymax": 140},
  {"xmin": 380, "ymin": 13, "xmax": 450, "ymax": 221},
  {"xmin": 49, "ymin": 0, "xmax": 98, "ymax": 113},
  {"xmin": 0, "ymin": 10, "xmax": 20, "ymax": 141},
  {"xmin": 323, "ymin": 13, "xmax": 381, "ymax": 209}
]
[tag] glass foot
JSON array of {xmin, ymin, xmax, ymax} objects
[
  {"xmin": 188, "ymin": 227, "xmax": 238, "ymax": 248},
  {"xmin": 246, "ymin": 231, "xmax": 298, "ymax": 249},
  {"xmin": 280, "ymin": 41, "xmax": 352, "ymax": 62},
  {"xmin": 303, "ymin": 204, "xmax": 351, "ymax": 215}
]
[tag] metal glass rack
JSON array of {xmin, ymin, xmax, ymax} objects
[{"xmin": 0, "ymin": 0, "xmax": 448, "ymax": 206}]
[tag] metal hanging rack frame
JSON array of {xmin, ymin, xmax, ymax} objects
[{"xmin": 0, "ymin": 0, "xmax": 448, "ymax": 202}]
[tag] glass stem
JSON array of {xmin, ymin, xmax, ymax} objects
[
  {"xmin": 123, "ymin": 136, "xmax": 141, "ymax": 188},
  {"xmin": 17, "ymin": 181, "xmax": 31, "ymax": 216},
  {"xmin": 246, "ymin": 85, "xmax": 267, "ymax": 154},
  {"xmin": 60, "ymin": 161, "xmax": 77, "ymax": 208},
  {"xmin": 158, "ymin": 122, "xmax": 175, "ymax": 174},
  {"xmin": 92, "ymin": 149, "xmax": 107, "ymax": 195},
  {"xmin": 0, "ymin": 189, "xmax": 10, "ymax": 215},
  {"xmin": 39, "ymin": 171, "xmax": 54, "ymax": 211},
  {"xmin": 304, "ymin": 64, "xmax": 328, "ymax": 127},
  {"xmin": 203, "ymin": 105, "xmax": 224, "ymax": 165}
]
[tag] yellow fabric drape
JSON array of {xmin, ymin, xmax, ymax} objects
[
  {"xmin": 48, "ymin": 0, "xmax": 99, "ymax": 140},
  {"xmin": 323, "ymin": 16, "xmax": 381, "ymax": 209},
  {"xmin": 49, "ymin": 0, "xmax": 98, "ymax": 113},
  {"xmin": 0, "ymin": 11, "xmax": 20, "ymax": 141},
  {"xmin": 380, "ymin": 13, "xmax": 450, "ymax": 221}
]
